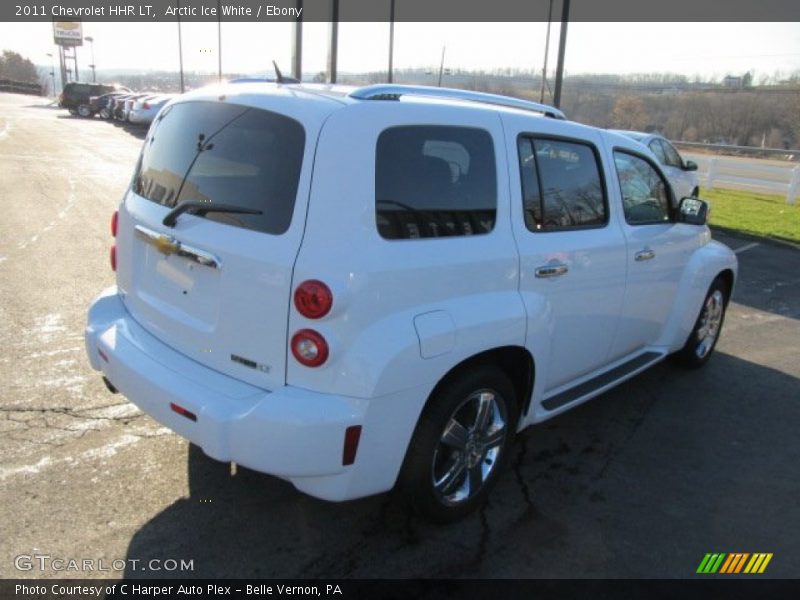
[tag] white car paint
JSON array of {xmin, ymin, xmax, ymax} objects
[{"xmin": 86, "ymin": 83, "xmax": 737, "ymax": 503}]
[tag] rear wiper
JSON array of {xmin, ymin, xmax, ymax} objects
[{"xmin": 163, "ymin": 201, "xmax": 263, "ymax": 227}]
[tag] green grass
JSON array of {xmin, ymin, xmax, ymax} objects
[{"xmin": 701, "ymin": 187, "xmax": 800, "ymax": 244}]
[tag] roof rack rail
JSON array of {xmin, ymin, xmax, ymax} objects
[{"xmin": 348, "ymin": 84, "xmax": 566, "ymax": 120}]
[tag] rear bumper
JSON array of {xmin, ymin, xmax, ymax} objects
[{"xmin": 85, "ymin": 287, "xmax": 421, "ymax": 501}]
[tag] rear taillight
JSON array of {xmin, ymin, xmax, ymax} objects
[
  {"xmin": 110, "ymin": 210, "xmax": 118, "ymax": 271},
  {"xmin": 291, "ymin": 329, "xmax": 329, "ymax": 367},
  {"xmin": 294, "ymin": 280, "xmax": 333, "ymax": 319}
]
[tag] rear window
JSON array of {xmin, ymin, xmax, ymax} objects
[
  {"xmin": 375, "ymin": 126, "xmax": 497, "ymax": 240},
  {"xmin": 133, "ymin": 101, "xmax": 305, "ymax": 235}
]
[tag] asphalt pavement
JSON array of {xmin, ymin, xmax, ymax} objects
[{"xmin": 1, "ymin": 93, "xmax": 798, "ymax": 579}]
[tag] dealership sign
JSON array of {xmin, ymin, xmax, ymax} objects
[{"xmin": 53, "ymin": 21, "xmax": 82, "ymax": 46}]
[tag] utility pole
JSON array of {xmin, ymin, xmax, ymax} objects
[
  {"xmin": 327, "ymin": 0, "xmax": 339, "ymax": 83},
  {"xmin": 46, "ymin": 52, "xmax": 57, "ymax": 96},
  {"xmin": 553, "ymin": 0, "xmax": 570, "ymax": 109},
  {"xmin": 84, "ymin": 36, "xmax": 96, "ymax": 82},
  {"xmin": 387, "ymin": 0, "xmax": 395, "ymax": 83},
  {"xmin": 177, "ymin": 0, "xmax": 185, "ymax": 92},
  {"xmin": 437, "ymin": 46, "xmax": 446, "ymax": 87},
  {"xmin": 539, "ymin": 0, "xmax": 553, "ymax": 103},
  {"xmin": 217, "ymin": 0, "xmax": 222, "ymax": 82},
  {"xmin": 291, "ymin": 0, "xmax": 303, "ymax": 80}
]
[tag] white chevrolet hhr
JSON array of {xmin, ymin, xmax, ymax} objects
[{"xmin": 86, "ymin": 83, "xmax": 737, "ymax": 521}]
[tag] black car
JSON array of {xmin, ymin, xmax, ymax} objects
[
  {"xmin": 59, "ymin": 82, "xmax": 129, "ymax": 117},
  {"xmin": 90, "ymin": 92, "xmax": 128, "ymax": 119}
]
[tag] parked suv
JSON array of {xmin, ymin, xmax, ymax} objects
[
  {"xmin": 85, "ymin": 83, "xmax": 737, "ymax": 521},
  {"xmin": 59, "ymin": 82, "xmax": 126, "ymax": 117}
]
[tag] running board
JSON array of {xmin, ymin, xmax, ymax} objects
[{"xmin": 542, "ymin": 351, "xmax": 664, "ymax": 411}]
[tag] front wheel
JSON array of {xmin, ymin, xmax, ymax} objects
[
  {"xmin": 673, "ymin": 277, "xmax": 729, "ymax": 368},
  {"xmin": 77, "ymin": 104, "xmax": 92, "ymax": 118},
  {"xmin": 398, "ymin": 365, "xmax": 518, "ymax": 522}
]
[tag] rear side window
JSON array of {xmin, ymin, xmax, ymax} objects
[
  {"xmin": 517, "ymin": 137, "xmax": 606, "ymax": 231},
  {"xmin": 375, "ymin": 126, "xmax": 497, "ymax": 240},
  {"xmin": 133, "ymin": 101, "xmax": 305, "ymax": 235}
]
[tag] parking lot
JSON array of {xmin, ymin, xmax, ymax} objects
[{"xmin": 1, "ymin": 92, "xmax": 798, "ymax": 579}]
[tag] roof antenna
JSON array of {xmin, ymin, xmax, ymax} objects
[{"xmin": 272, "ymin": 60, "xmax": 300, "ymax": 84}]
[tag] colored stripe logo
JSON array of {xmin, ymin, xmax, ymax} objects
[{"xmin": 697, "ymin": 553, "xmax": 773, "ymax": 574}]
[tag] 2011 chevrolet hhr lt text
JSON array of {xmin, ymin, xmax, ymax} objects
[{"xmin": 85, "ymin": 83, "xmax": 737, "ymax": 521}]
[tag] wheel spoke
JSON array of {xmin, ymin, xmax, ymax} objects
[
  {"xmin": 440, "ymin": 419, "xmax": 468, "ymax": 450},
  {"xmin": 436, "ymin": 455, "xmax": 467, "ymax": 496},
  {"xmin": 483, "ymin": 425, "xmax": 506, "ymax": 449},
  {"xmin": 467, "ymin": 462, "xmax": 484, "ymax": 495},
  {"xmin": 474, "ymin": 392, "xmax": 494, "ymax": 433}
]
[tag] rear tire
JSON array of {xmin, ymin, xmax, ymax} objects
[
  {"xmin": 673, "ymin": 277, "xmax": 729, "ymax": 368},
  {"xmin": 398, "ymin": 365, "xmax": 519, "ymax": 523},
  {"xmin": 77, "ymin": 104, "xmax": 92, "ymax": 118}
]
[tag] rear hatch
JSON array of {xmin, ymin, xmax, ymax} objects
[{"xmin": 115, "ymin": 94, "xmax": 322, "ymax": 390}]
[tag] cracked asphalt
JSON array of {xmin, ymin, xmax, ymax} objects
[{"xmin": 1, "ymin": 93, "xmax": 799, "ymax": 579}]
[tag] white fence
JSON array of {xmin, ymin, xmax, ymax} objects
[{"xmin": 683, "ymin": 154, "xmax": 799, "ymax": 204}]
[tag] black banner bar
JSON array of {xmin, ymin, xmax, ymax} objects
[
  {"xmin": 3, "ymin": 0, "xmax": 800, "ymax": 23},
  {"xmin": 2, "ymin": 579, "xmax": 800, "ymax": 600}
]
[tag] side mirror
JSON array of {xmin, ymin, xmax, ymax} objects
[
  {"xmin": 683, "ymin": 160, "xmax": 698, "ymax": 172},
  {"xmin": 678, "ymin": 197, "xmax": 708, "ymax": 225}
]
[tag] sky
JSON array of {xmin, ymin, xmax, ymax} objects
[{"xmin": 2, "ymin": 21, "xmax": 799, "ymax": 81}]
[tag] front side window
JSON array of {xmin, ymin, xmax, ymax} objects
[
  {"xmin": 517, "ymin": 137, "xmax": 606, "ymax": 231},
  {"xmin": 375, "ymin": 126, "xmax": 497, "ymax": 240},
  {"xmin": 661, "ymin": 140, "xmax": 683, "ymax": 168},
  {"xmin": 613, "ymin": 150, "xmax": 671, "ymax": 225},
  {"xmin": 134, "ymin": 101, "xmax": 305, "ymax": 235},
  {"xmin": 648, "ymin": 140, "xmax": 668, "ymax": 164}
]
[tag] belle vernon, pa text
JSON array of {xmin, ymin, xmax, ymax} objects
[{"xmin": 16, "ymin": 584, "xmax": 343, "ymax": 597}]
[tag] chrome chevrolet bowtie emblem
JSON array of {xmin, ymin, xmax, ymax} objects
[{"xmin": 152, "ymin": 235, "xmax": 180, "ymax": 256}]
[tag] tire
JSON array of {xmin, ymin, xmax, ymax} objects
[
  {"xmin": 99, "ymin": 108, "xmax": 110, "ymax": 119},
  {"xmin": 673, "ymin": 277, "xmax": 729, "ymax": 368},
  {"xmin": 77, "ymin": 104, "xmax": 92, "ymax": 118},
  {"xmin": 398, "ymin": 365, "xmax": 519, "ymax": 523}
]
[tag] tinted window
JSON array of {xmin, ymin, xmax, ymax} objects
[
  {"xmin": 134, "ymin": 101, "xmax": 305, "ymax": 235},
  {"xmin": 376, "ymin": 126, "xmax": 496, "ymax": 240},
  {"xmin": 518, "ymin": 137, "xmax": 606, "ymax": 231},
  {"xmin": 661, "ymin": 140, "xmax": 683, "ymax": 168},
  {"xmin": 648, "ymin": 139, "xmax": 667, "ymax": 164},
  {"xmin": 613, "ymin": 150, "xmax": 671, "ymax": 224}
]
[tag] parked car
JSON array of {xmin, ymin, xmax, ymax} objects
[
  {"xmin": 111, "ymin": 94, "xmax": 135, "ymax": 120},
  {"xmin": 89, "ymin": 91, "xmax": 127, "ymax": 119},
  {"xmin": 59, "ymin": 82, "xmax": 127, "ymax": 117},
  {"xmin": 121, "ymin": 94, "xmax": 145, "ymax": 122},
  {"xmin": 128, "ymin": 94, "xmax": 175, "ymax": 126},
  {"xmin": 86, "ymin": 83, "xmax": 736, "ymax": 522},
  {"xmin": 611, "ymin": 130, "xmax": 700, "ymax": 201}
]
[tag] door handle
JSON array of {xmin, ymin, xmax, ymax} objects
[
  {"xmin": 535, "ymin": 263, "xmax": 569, "ymax": 278},
  {"xmin": 635, "ymin": 248, "xmax": 656, "ymax": 262}
]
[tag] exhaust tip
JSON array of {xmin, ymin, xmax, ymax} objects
[{"xmin": 102, "ymin": 376, "xmax": 119, "ymax": 394}]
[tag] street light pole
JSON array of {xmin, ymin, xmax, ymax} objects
[
  {"xmin": 46, "ymin": 52, "xmax": 56, "ymax": 96},
  {"xmin": 84, "ymin": 36, "xmax": 96, "ymax": 82}
]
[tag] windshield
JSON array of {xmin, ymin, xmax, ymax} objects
[{"xmin": 133, "ymin": 101, "xmax": 305, "ymax": 235}]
